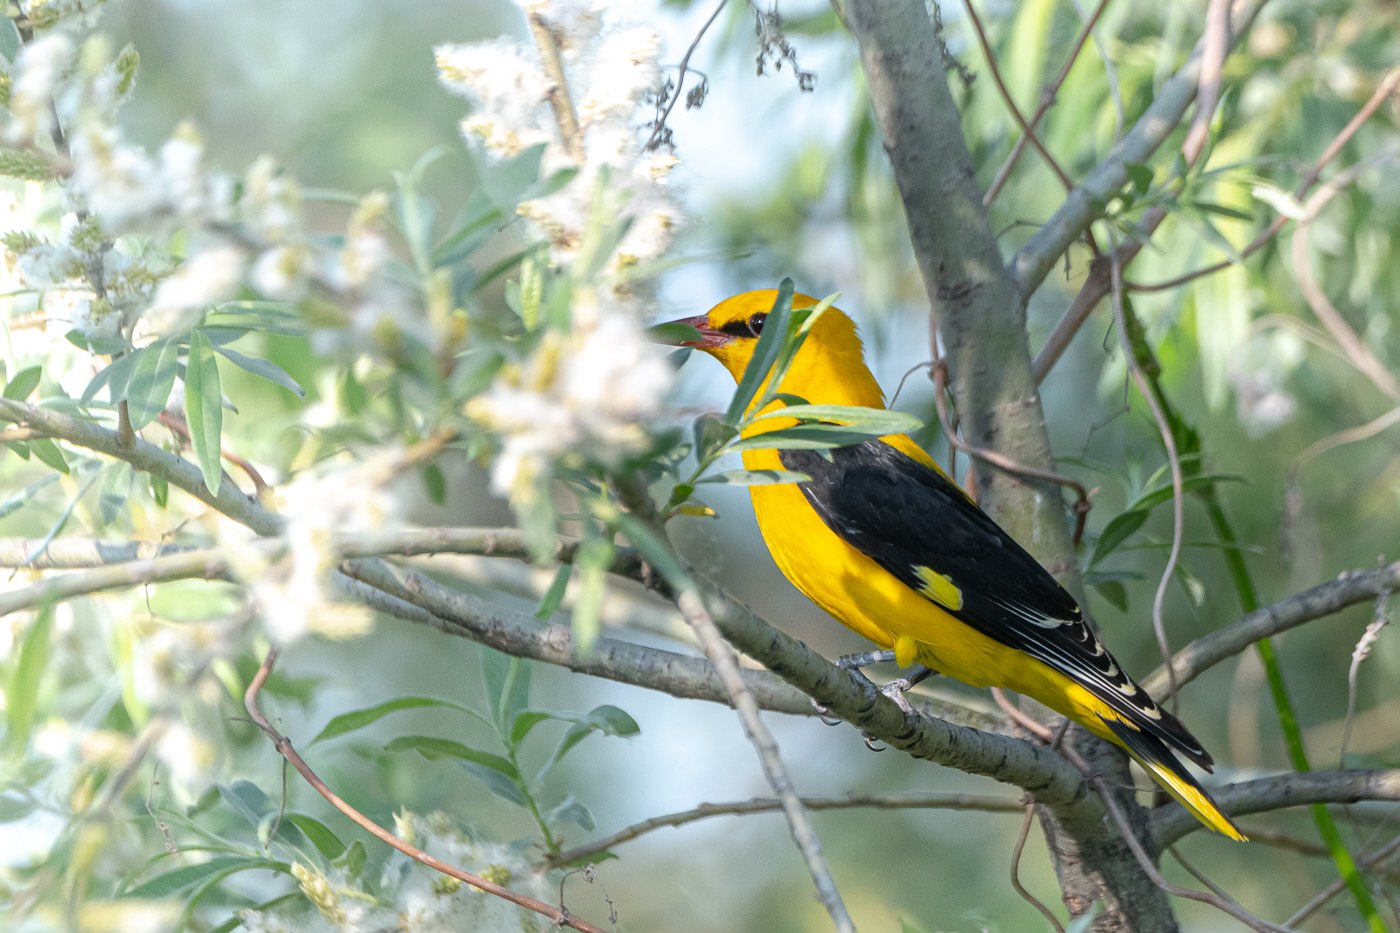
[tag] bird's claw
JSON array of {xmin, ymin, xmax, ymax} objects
[
  {"xmin": 863, "ymin": 735, "xmax": 886, "ymax": 752},
  {"xmin": 879, "ymin": 678, "xmax": 918, "ymax": 715},
  {"xmin": 809, "ymin": 697, "xmax": 844, "ymax": 726}
]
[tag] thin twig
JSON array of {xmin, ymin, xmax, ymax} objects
[
  {"xmin": 674, "ymin": 589, "xmax": 855, "ymax": 933},
  {"xmin": 242, "ymin": 649, "xmax": 606, "ymax": 933},
  {"xmin": 1181, "ymin": 0, "xmax": 1232, "ymax": 160},
  {"xmin": 983, "ymin": 0, "xmax": 1112, "ymax": 207},
  {"xmin": 960, "ymin": 0, "xmax": 1076, "ymax": 196},
  {"xmin": 1144, "ymin": 561, "xmax": 1400, "ymax": 698},
  {"xmin": 1293, "ymin": 406, "xmax": 1400, "ymax": 476},
  {"xmin": 1009, "ymin": 803, "xmax": 1063, "ymax": 933},
  {"xmin": 527, "ymin": 11, "xmax": 585, "ymax": 162},
  {"xmin": 929, "ymin": 360, "xmax": 1092, "ymax": 546},
  {"xmin": 1130, "ymin": 68, "xmax": 1400, "ymax": 294},
  {"xmin": 1094, "ymin": 775, "xmax": 1296, "ymax": 932},
  {"xmin": 645, "ymin": 0, "xmax": 729, "ymax": 151},
  {"xmin": 1291, "ymin": 178, "xmax": 1400, "ymax": 402},
  {"xmin": 1107, "ymin": 247, "xmax": 1183, "ymax": 706},
  {"xmin": 547, "ymin": 791, "xmax": 1022, "ymax": 868},
  {"xmin": 1286, "ymin": 832, "xmax": 1400, "ymax": 927}
]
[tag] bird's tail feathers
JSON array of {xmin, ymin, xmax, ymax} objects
[{"xmin": 1100, "ymin": 716, "xmax": 1247, "ymax": 842}]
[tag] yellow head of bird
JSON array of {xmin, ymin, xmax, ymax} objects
[{"xmin": 660, "ymin": 289, "xmax": 878, "ymax": 408}]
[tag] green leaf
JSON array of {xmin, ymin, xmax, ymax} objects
[
  {"xmin": 645, "ymin": 322, "xmax": 703, "ymax": 345},
  {"xmin": 571, "ymin": 538, "xmax": 613, "ymax": 656},
  {"xmin": 82, "ymin": 352, "xmax": 139, "ymax": 405},
  {"xmin": 692, "ymin": 413, "xmax": 737, "ymax": 462},
  {"xmin": 217, "ymin": 781, "xmax": 306, "ymax": 849},
  {"xmin": 7, "ymin": 607, "xmax": 53, "ymax": 751},
  {"xmin": 613, "ymin": 512, "xmax": 690, "ymax": 591},
  {"xmin": 286, "ymin": 814, "xmax": 345, "ymax": 860},
  {"xmin": 185, "ymin": 331, "xmax": 224, "ymax": 496},
  {"xmin": 1185, "ymin": 198, "xmax": 1253, "ymax": 222},
  {"xmin": 213, "ymin": 345, "xmax": 305, "ymax": 397},
  {"xmin": 750, "ymin": 403, "xmax": 923, "ymax": 435},
  {"xmin": 1091, "ymin": 579, "xmax": 1129, "ymax": 612},
  {"xmin": 541, "ymin": 704, "xmax": 639, "ymax": 781},
  {"xmin": 723, "ymin": 280, "xmax": 795, "ymax": 427},
  {"xmin": 383, "ymin": 736, "xmax": 519, "ymax": 777},
  {"xmin": 122, "ymin": 856, "xmax": 264, "ymax": 899},
  {"xmin": 124, "ymin": 337, "xmax": 180, "ymax": 428},
  {"xmin": 547, "ymin": 795, "xmax": 594, "ymax": 831},
  {"xmin": 27, "ymin": 437, "xmax": 68, "ymax": 474},
  {"xmin": 480, "ymin": 650, "xmax": 531, "ymax": 733},
  {"xmin": 1126, "ymin": 472, "xmax": 1243, "ymax": 514},
  {"xmin": 697, "ymin": 468, "xmax": 812, "ymax": 486},
  {"xmin": 0, "ymin": 15, "xmax": 21, "ymax": 62},
  {"xmin": 1089, "ymin": 510, "xmax": 1148, "ymax": 568},
  {"xmin": 419, "ymin": 462, "xmax": 446, "ymax": 505},
  {"xmin": 534, "ymin": 564, "xmax": 572, "ymax": 620},
  {"xmin": 509, "ymin": 710, "xmax": 557, "ymax": 747},
  {"xmin": 384, "ymin": 735, "xmax": 526, "ymax": 804},
  {"xmin": 727, "ymin": 424, "xmax": 888, "ymax": 453},
  {"xmin": 431, "ymin": 191, "xmax": 506, "ymax": 268},
  {"xmin": 311, "ymin": 696, "xmax": 471, "ymax": 744},
  {"xmin": 3, "ymin": 364, "xmax": 41, "ymax": 401}
]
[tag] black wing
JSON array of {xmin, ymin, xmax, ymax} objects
[{"xmin": 781, "ymin": 440, "xmax": 1211, "ymax": 769}]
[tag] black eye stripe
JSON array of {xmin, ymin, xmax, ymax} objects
[{"xmin": 715, "ymin": 312, "xmax": 769, "ymax": 338}]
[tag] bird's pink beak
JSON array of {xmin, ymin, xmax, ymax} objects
[{"xmin": 649, "ymin": 314, "xmax": 732, "ymax": 351}]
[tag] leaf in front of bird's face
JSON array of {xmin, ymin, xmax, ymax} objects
[{"xmin": 723, "ymin": 277, "xmax": 796, "ymax": 426}]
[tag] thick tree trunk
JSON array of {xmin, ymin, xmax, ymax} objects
[{"xmin": 840, "ymin": 1, "xmax": 1176, "ymax": 929}]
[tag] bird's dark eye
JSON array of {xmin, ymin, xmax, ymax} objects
[{"xmin": 746, "ymin": 313, "xmax": 767, "ymax": 336}]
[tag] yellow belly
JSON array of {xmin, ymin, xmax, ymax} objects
[{"xmin": 744, "ymin": 446, "xmax": 1123, "ymax": 742}]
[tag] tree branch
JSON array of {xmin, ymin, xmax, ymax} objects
[
  {"xmin": 1151, "ymin": 769, "xmax": 1400, "ymax": 850},
  {"xmin": 243, "ymin": 649, "xmax": 606, "ymax": 933},
  {"xmin": 1143, "ymin": 562, "xmax": 1400, "ymax": 698},
  {"xmin": 339, "ymin": 556, "xmax": 1094, "ymax": 817},
  {"xmin": 1008, "ymin": 0, "xmax": 1264, "ymax": 298},
  {"xmin": 548, "ymin": 791, "xmax": 1023, "ymax": 868},
  {"xmin": 0, "ymin": 397, "xmax": 281, "ymax": 535}
]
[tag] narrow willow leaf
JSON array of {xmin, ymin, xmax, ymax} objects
[
  {"xmin": 213, "ymin": 345, "xmax": 305, "ymax": 397},
  {"xmin": 723, "ymin": 279, "xmax": 795, "ymax": 426},
  {"xmin": 185, "ymin": 331, "xmax": 223, "ymax": 496},
  {"xmin": 311, "ymin": 696, "xmax": 472, "ymax": 744},
  {"xmin": 749, "ymin": 403, "xmax": 922, "ymax": 434},
  {"xmin": 7, "ymin": 607, "xmax": 52, "ymax": 750},
  {"xmin": 697, "ymin": 469, "xmax": 811, "ymax": 486},
  {"xmin": 727, "ymin": 424, "xmax": 887, "ymax": 453},
  {"xmin": 124, "ymin": 338, "xmax": 180, "ymax": 428},
  {"xmin": 3, "ymin": 364, "xmax": 41, "ymax": 401}
]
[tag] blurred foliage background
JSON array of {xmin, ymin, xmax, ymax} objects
[{"xmin": 3, "ymin": 0, "xmax": 1399, "ymax": 930}]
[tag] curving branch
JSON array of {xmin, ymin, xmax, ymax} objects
[
  {"xmin": 1143, "ymin": 562, "xmax": 1400, "ymax": 698},
  {"xmin": 547, "ymin": 791, "xmax": 1024, "ymax": 868},
  {"xmin": 339, "ymin": 556, "xmax": 1094, "ymax": 818},
  {"xmin": 1151, "ymin": 769, "xmax": 1400, "ymax": 850},
  {"xmin": 0, "ymin": 397, "xmax": 281, "ymax": 535},
  {"xmin": 1008, "ymin": 0, "xmax": 1264, "ymax": 299}
]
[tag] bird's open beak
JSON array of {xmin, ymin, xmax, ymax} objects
[{"xmin": 647, "ymin": 315, "xmax": 732, "ymax": 351}]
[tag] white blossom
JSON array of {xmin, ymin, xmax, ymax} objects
[
  {"xmin": 133, "ymin": 243, "xmax": 245, "ymax": 341},
  {"xmin": 5, "ymin": 32, "xmax": 75, "ymax": 145},
  {"xmin": 252, "ymin": 244, "xmax": 309, "ymax": 300},
  {"xmin": 469, "ymin": 310, "xmax": 671, "ymax": 499},
  {"xmin": 246, "ymin": 459, "xmax": 401, "ymax": 644},
  {"xmin": 436, "ymin": 38, "xmax": 553, "ymax": 158}
]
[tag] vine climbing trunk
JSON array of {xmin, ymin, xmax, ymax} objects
[{"xmin": 839, "ymin": 1, "xmax": 1176, "ymax": 929}]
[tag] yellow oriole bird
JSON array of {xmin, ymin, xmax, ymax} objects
[{"xmin": 663, "ymin": 289, "xmax": 1246, "ymax": 842}]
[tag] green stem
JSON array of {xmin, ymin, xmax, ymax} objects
[
  {"xmin": 1198, "ymin": 490, "xmax": 1382, "ymax": 931},
  {"xmin": 1124, "ymin": 304, "xmax": 1382, "ymax": 930}
]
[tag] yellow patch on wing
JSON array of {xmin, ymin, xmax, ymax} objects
[{"xmin": 915, "ymin": 566, "xmax": 964, "ymax": 611}]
